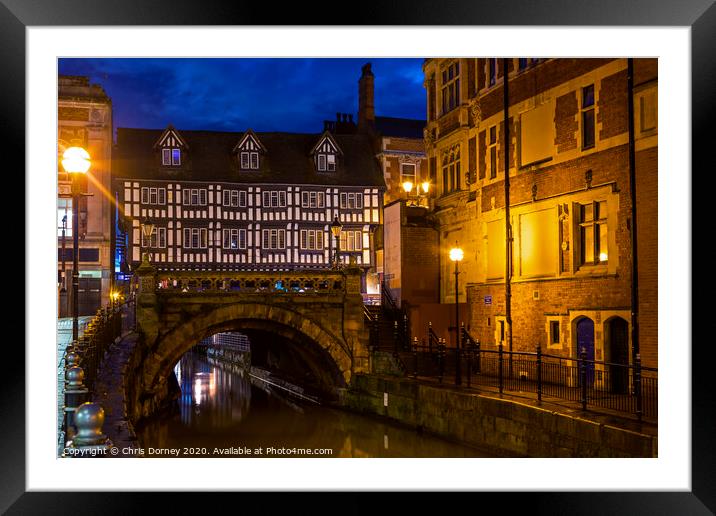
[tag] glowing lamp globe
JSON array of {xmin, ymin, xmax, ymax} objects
[
  {"xmin": 449, "ymin": 247, "xmax": 464, "ymax": 262},
  {"xmin": 62, "ymin": 147, "xmax": 91, "ymax": 174}
]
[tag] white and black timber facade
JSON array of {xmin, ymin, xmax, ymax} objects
[{"xmin": 113, "ymin": 125, "xmax": 385, "ymax": 292}]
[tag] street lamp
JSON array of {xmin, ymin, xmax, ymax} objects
[
  {"xmin": 61, "ymin": 147, "xmax": 91, "ymax": 342},
  {"xmin": 449, "ymin": 244, "xmax": 464, "ymax": 385},
  {"xmin": 140, "ymin": 219, "xmax": 155, "ymax": 264},
  {"xmin": 330, "ymin": 215, "xmax": 343, "ymax": 267}
]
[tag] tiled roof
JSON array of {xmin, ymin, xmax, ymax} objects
[{"xmin": 114, "ymin": 127, "xmax": 385, "ymax": 188}]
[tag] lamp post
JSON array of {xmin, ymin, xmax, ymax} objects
[
  {"xmin": 60, "ymin": 212, "xmax": 68, "ymax": 317},
  {"xmin": 449, "ymin": 244, "xmax": 464, "ymax": 385},
  {"xmin": 330, "ymin": 215, "xmax": 343, "ymax": 267},
  {"xmin": 140, "ymin": 219, "xmax": 155, "ymax": 264},
  {"xmin": 62, "ymin": 147, "xmax": 91, "ymax": 342}
]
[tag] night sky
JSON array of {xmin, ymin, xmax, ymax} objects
[{"xmin": 58, "ymin": 58, "xmax": 426, "ymax": 137}]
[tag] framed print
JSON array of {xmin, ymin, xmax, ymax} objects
[{"xmin": 5, "ymin": 0, "xmax": 714, "ymax": 512}]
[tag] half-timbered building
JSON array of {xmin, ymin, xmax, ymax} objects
[{"xmin": 113, "ymin": 125, "xmax": 384, "ymax": 293}]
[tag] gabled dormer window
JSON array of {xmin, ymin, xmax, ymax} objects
[
  {"xmin": 234, "ymin": 130, "xmax": 265, "ymax": 171},
  {"xmin": 311, "ymin": 132, "xmax": 342, "ymax": 173},
  {"xmin": 317, "ymin": 153, "xmax": 336, "ymax": 171},
  {"xmin": 162, "ymin": 148, "xmax": 181, "ymax": 166},
  {"xmin": 240, "ymin": 151, "xmax": 260, "ymax": 170},
  {"xmin": 155, "ymin": 125, "xmax": 187, "ymax": 168}
]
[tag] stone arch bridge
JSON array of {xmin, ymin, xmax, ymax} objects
[{"xmin": 129, "ymin": 259, "xmax": 370, "ymax": 418}]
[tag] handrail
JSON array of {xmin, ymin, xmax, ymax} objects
[{"xmin": 380, "ymin": 279, "xmax": 400, "ymax": 312}]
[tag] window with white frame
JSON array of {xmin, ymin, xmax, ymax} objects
[
  {"xmin": 142, "ymin": 227, "xmax": 166, "ymax": 249},
  {"xmin": 141, "ymin": 187, "xmax": 166, "ymax": 205},
  {"xmin": 300, "ymin": 229, "xmax": 324, "ymax": 250},
  {"xmin": 162, "ymin": 148, "xmax": 181, "ymax": 166},
  {"xmin": 316, "ymin": 153, "xmax": 336, "ymax": 172},
  {"xmin": 339, "ymin": 230, "xmax": 363, "ymax": 252},
  {"xmin": 577, "ymin": 200, "xmax": 608, "ymax": 266},
  {"xmin": 182, "ymin": 228, "xmax": 208, "ymax": 249},
  {"xmin": 261, "ymin": 191, "xmax": 286, "ymax": 208},
  {"xmin": 183, "ymin": 188, "xmax": 207, "ymax": 206},
  {"xmin": 340, "ymin": 192, "xmax": 363, "ymax": 209},
  {"xmin": 400, "ymin": 163, "xmax": 416, "ymax": 185},
  {"xmin": 240, "ymin": 151, "xmax": 260, "ymax": 170},
  {"xmin": 301, "ymin": 191, "xmax": 326, "ymax": 208},
  {"xmin": 223, "ymin": 190, "xmax": 242, "ymax": 207},
  {"xmin": 261, "ymin": 229, "xmax": 286, "ymax": 249},
  {"xmin": 238, "ymin": 190, "xmax": 247, "ymax": 207},
  {"xmin": 222, "ymin": 228, "xmax": 247, "ymax": 250}
]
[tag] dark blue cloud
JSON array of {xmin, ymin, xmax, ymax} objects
[{"xmin": 58, "ymin": 58, "xmax": 426, "ymax": 136}]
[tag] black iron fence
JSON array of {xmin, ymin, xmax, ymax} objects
[
  {"xmin": 60, "ymin": 301, "xmax": 126, "ymax": 451},
  {"xmin": 74, "ymin": 305, "xmax": 123, "ymax": 395},
  {"xmin": 400, "ymin": 327, "xmax": 657, "ymax": 422}
]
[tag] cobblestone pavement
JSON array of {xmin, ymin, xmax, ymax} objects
[{"xmin": 93, "ymin": 331, "xmax": 142, "ymax": 454}]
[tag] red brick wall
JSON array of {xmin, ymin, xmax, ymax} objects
[
  {"xmin": 598, "ymin": 70, "xmax": 628, "ymax": 140},
  {"xmin": 478, "ymin": 130, "xmax": 486, "ymax": 179},
  {"xmin": 635, "ymin": 146, "xmax": 658, "ymax": 368},
  {"xmin": 555, "ymin": 91, "xmax": 579, "ymax": 154},
  {"xmin": 478, "ymin": 58, "xmax": 616, "ymax": 120},
  {"xmin": 468, "ymin": 144, "xmax": 636, "ymax": 357}
]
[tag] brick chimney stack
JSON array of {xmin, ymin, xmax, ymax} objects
[{"xmin": 358, "ymin": 63, "xmax": 375, "ymax": 133}]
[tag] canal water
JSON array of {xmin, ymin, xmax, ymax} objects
[{"xmin": 136, "ymin": 351, "xmax": 497, "ymax": 458}]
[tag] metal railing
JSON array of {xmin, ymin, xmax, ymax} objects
[
  {"xmin": 399, "ymin": 326, "xmax": 657, "ymax": 422},
  {"xmin": 60, "ymin": 301, "xmax": 125, "ymax": 454}
]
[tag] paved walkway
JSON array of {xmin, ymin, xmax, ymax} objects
[
  {"xmin": 57, "ymin": 316, "xmax": 92, "ymax": 454},
  {"xmin": 93, "ymin": 332, "xmax": 142, "ymax": 454}
]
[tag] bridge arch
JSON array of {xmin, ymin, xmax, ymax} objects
[{"xmin": 141, "ymin": 301, "xmax": 354, "ymax": 402}]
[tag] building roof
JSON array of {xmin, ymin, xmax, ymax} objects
[
  {"xmin": 374, "ymin": 116, "xmax": 426, "ymax": 139},
  {"xmin": 114, "ymin": 127, "xmax": 385, "ymax": 188}
]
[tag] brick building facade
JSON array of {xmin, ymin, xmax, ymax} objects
[
  {"xmin": 421, "ymin": 58, "xmax": 657, "ymax": 369},
  {"xmin": 58, "ymin": 75, "xmax": 113, "ymax": 315}
]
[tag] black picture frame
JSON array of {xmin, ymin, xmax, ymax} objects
[{"xmin": 5, "ymin": 0, "xmax": 713, "ymax": 512}]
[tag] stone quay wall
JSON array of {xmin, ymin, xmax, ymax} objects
[{"xmin": 342, "ymin": 373, "xmax": 656, "ymax": 458}]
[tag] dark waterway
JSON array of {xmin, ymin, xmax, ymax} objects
[{"xmin": 136, "ymin": 351, "xmax": 497, "ymax": 458}]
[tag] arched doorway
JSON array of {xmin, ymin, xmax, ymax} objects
[
  {"xmin": 606, "ymin": 317, "xmax": 629, "ymax": 394},
  {"xmin": 575, "ymin": 317, "xmax": 595, "ymax": 385}
]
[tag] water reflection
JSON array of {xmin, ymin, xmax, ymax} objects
[
  {"xmin": 137, "ymin": 351, "xmax": 497, "ymax": 458},
  {"xmin": 174, "ymin": 355, "xmax": 252, "ymax": 428}
]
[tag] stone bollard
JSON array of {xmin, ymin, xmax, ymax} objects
[
  {"xmin": 64, "ymin": 366, "xmax": 89, "ymax": 442},
  {"xmin": 63, "ymin": 402, "xmax": 114, "ymax": 457}
]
